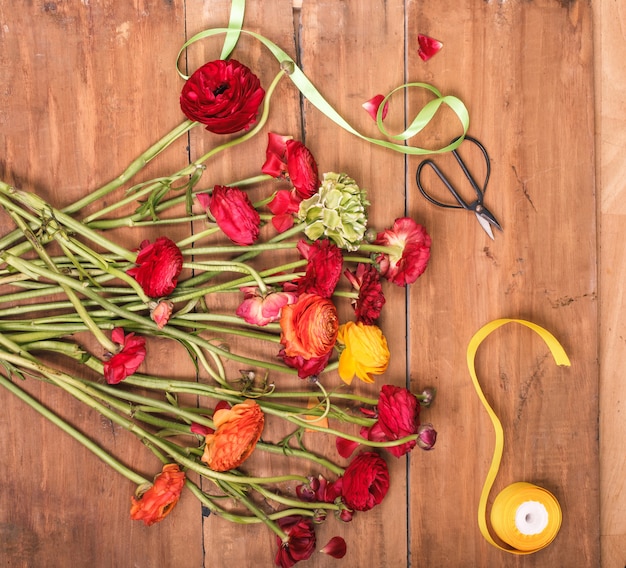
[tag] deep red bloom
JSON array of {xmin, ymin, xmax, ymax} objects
[
  {"xmin": 268, "ymin": 189, "xmax": 301, "ymax": 233},
  {"xmin": 180, "ymin": 59, "xmax": 265, "ymax": 134},
  {"xmin": 374, "ymin": 217, "xmax": 431, "ymax": 286},
  {"xmin": 341, "ymin": 452, "xmax": 390, "ymax": 512},
  {"xmin": 130, "ymin": 463, "xmax": 185, "ymax": 526},
  {"xmin": 362, "ymin": 94, "xmax": 389, "ymax": 121},
  {"xmin": 344, "ymin": 263, "xmax": 386, "ymax": 324},
  {"xmin": 361, "ymin": 385, "xmax": 421, "ymax": 458},
  {"xmin": 287, "ymin": 239, "xmax": 343, "ymax": 298},
  {"xmin": 321, "ymin": 536, "xmax": 347, "ymax": 559},
  {"xmin": 417, "ymin": 34, "xmax": 443, "ymax": 61},
  {"xmin": 274, "ymin": 516, "xmax": 316, "ymax": 568},
  {"xmin": 261, "ymin": 133, "xmax": 320, "ymax": 199},
  {"xmin": 236, "ymin": 287, "xmax": 298, "ymax": 326},
  {"xmin": 103, "ymin": 328, "xmax": 146, "ymax": 385},
  {"xmin": 127, "ymin": 237, "xmax": 183, "ymax": 298},
  {"xmin": 197, "ymin": 186, "xmax": 260, "ymax": 245}
]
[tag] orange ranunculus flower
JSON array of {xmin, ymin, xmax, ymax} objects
[
  {"xmin": 201, "ymin": 399, "xmax": 265, "ymax": 472},
  {"xmin": 279, "ymin": 293, "xmax": 339, "ymax": 360},
  {"xmin": 337, "ymin": 321, "xmax": 390, "ymax": 385},
  {"xmin": 130, "ymin": 463, "xmax": 186, "ymax": 526}
]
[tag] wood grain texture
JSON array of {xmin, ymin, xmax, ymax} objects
[{"xmin": 0, "ymin": 1, "xmax": 609, "ymax": 567}]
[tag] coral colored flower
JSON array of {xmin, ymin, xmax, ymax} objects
[
  {"xmin": 361, "ymin": 385, "xmax": 421, "ymax": 458},
  {"xmin": 103, "ymin": 328, "xmax": 146, "ymax": 385},
  {"xmin": 337, "ymin": 321, "xmax": 389, "ymax": 385},
  {"xmin": 321, "ymin": 536, "xmax": 347, "ymax": 559},
  {"xmin": 150, "ymin": 300, "xmax": 174, "ymax": 329},
  {"xmin": 127, "ymin": 237, "xmax": 183, "ymax": 298},
  {"xmin": 341, "ymin": 452, "xmax": 390, "ymax": 512},
  {"xmin": 417, "ymin": 423, "xmax": 437, "ymax": 450},
  {"xmin": 262, "ymin": 133, "xmax": 320, "ymax": 200},
  {"xmin": 287, "ymin": 239, "xmax": 343, "ymax": 298},
  {"xmin": 274, "ymin": 516, "xmax": 316, "ymax": 568},
  {"xmin": 344, "ymin": 263, "xmax": 386, "ymax": 324},
  {"xmin": 280, "ymin": 293, "xmax": 339, "ymax": 361},
  {"xmin": 268, "ymin": 189, "xmax": 301, "ymax": 232},
  {"xmin": 417, "ymin": 34, "xmax": 443, "ymax": 61},
  {"xmin": 374, "ymin": 217, "xmax": 431, "ymax": 286},
  {"xmin": 180, "ymin": 59, "xmax": 265, "ymax": 134},
  {"xmin": 130, "ymin": 463, "xmax": 185, "ymax": 526},
  {"xmin": 197, "ymin": 186, "xmax": 260, "ymax": 246},
  {"xmin": 236, "ymin": 286, "xmax": 298, "ymax": 326},
  {"xmin": 362, "ymin": 94, "xmax": 389, "ymax": 121},
  {"xmin": 201, "ymin": 399, "xmax": 264, "ymax": 472}
]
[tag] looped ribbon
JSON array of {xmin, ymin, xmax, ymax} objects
[
  {"xmin": 177, "ymin": 0, "xmax": 470, "ymax": 156},
  {"xmin": 467, "ymin": 318, "xmax": 571, "ymax": 554}
]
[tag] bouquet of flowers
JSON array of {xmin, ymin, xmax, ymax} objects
[{"xmin": 0, "ymin": 5, "xmax": 466, "ymax": 566}]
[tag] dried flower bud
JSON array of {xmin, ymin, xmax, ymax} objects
[
  {"xmin": 419, "ymin": 387, "xmax": 437, "ymax": 408},
  {"xmin": 417, "ymin": 423, "xmax": 437, "ymax": 451}
]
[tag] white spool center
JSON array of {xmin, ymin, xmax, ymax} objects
[{"xmin": 514, "ymin": 500, "xmax": 549, "ymax": 535}]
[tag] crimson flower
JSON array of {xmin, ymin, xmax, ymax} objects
[
  {"xmin": 130, "ymin": 463, "xmax": 186, "ymax": 526},
  {"xmin": 361, "ymin": 384, "xmax": 421, "ymax": 458},
  {"xmin": 286, "ymin": 239, "xmax": 343, "ymax": 298},
  {"xmin": 197, "ymin": 186, "xmax": 260, "ymax": 245},
  {"xmin": 103, "ymin": 328, "xmax": 146, "ymax": 385},
  {"xmin": 341, "ymin": 452, "xmax": 390, "ymax": 512},
  {"xmin": 374, "ymin": 217, "xmax": 431, "ymax": 286},
  {"xmin": 344, "ymin": 263, "xmax": 385, "ymax": 324},
  {"xmin": 126, "ymin": 237, "xmax": 183, "ymax": 298},
  {"xmin": 180, "ymin": 59, "xmax": 265, "ymax": 134},
  {"xmin": 268, "ymin": 189, "xmax": 301, "ymax": 233},
  {"xmin": 362, "ymin": 94, "xmax": 389, "ymax": 121},
  {"xmin": 236, "ymin": 286, "xmax": 298, "ymax": 326},
  {"xmin": 275, "ymin": 516, "xmax": 316, "ymax": 568}
]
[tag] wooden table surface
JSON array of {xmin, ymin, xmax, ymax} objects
[{"xmin": 1, "ymin": 1, "xmax": 623, "ymax": 567}]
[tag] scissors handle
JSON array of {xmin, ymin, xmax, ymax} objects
[{"xmin": 415, "ymin": 135, "xmax": 491, "ymax": 210}]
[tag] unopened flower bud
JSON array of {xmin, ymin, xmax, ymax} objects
[
  {"xmin": 312, "ymin": 509, "xmax": 327, "ymax": 524},
  {"xmin": 419, "ymin": 387, "xmax": 437, "ymax": 408},
  {"xmin": 417, "ymin": 423, "xmax": 437, "ymax": 451},
  {"xmin": 364, "ymin": 227, "xmax": 378, "ymax": 243}
]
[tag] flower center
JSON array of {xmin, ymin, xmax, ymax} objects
[{"xmin": 212, "ymin": 83, "xmax": 229, "ymax": 96}]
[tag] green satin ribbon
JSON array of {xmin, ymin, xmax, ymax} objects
[{"xmin": 178, "ymin": 0, "xmax": 470, "ymax": 156}]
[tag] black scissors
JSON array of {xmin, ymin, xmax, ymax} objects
[{"xmin": 415, "ymin": 136, "xmax": 502, "ymax": 240}]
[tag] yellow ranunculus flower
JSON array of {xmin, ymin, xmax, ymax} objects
[{"xmin": 337, "ymin": 321, "xmax": 390, "ymax": 385}]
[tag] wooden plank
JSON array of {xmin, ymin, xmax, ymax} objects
[
  {"xmin": 407, "ymin": 0, "xmax": 599, "ymax": 566},
  {"xmin": 0, "ymin": 2, "xmax": 203, "ymax": 566}
]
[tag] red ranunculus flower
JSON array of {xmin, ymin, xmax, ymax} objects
[
  {"xmin": 341, "ymin": 452, "xmax": 390, "ymax": 512},
  {"xmin": 275, "ymin": 516, "xmax": 316, "ymax": 568},
  {"xmin": 126, "ymin": 237, "xmax": 183, "ymax": 298},
  {"xmin": 261, "ymin": 133, "xmax": 320, "ymax": 199},
  {"xmin": 374, "ymin": 217, "xmax": 431, "ymax": 286},
  {"xmin": 197, "ymin": 186, "xmax": 260, "ymax": 246},
  {"xmin": 268, "ymin": 189, "xmax": 301, "ymax": 233},
  {"xmin": 361, "ymin": 384, "xmax": 421, "ymax": 458},
  {"xmin": 180, "ymin": 59, "xmax": 265, "ymax": 134},
  {"xmin": 130, "ymin": 463, "xmax": 185, "ymax": 526},
  {"xmin": 103, "ymin": 328, "xmax": 146, "ymax": 385},
  {"xmin": 236, "ymin": 287, "xmax": 298, "ymax": 326},
  {"xmin": 344, "ymin": 263, "xmax": 386, "ymax": 324},
  {"xmin": 286, "ymin": 239, "xmax": 343, "ymax": 298},
  {"xmin": 279, "ymin": 293, "xmax": 339, "ymax": 361}
]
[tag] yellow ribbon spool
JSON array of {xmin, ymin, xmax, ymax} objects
[{"xmin": 467, "ymin": 318, "xmax": 571, "ymax": 554}]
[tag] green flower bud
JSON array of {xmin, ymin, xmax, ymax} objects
[{"xmin": 297, "ymin": 172, "xmax": 369, "ymax": 251}]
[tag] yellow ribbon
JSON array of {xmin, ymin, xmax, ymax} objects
[{"xmin": 467, "ymin": 318, "xmax": 571, "ymax": 554}]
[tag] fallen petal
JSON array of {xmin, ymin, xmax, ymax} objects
[
  {"xmin": 417, "ymin": 34, "xmax": 443, "ymax": 61},
  {"xmin": 321, "ymin": 536, "xmax": 347, "ymax": 559},
  {"xmin": 362, "ymin": 94, "xmax": 389, "ymax": 121}
]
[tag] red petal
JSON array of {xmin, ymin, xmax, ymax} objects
[
  {"xmin": 336, "ymin": 436, "xmax": 360, "ymax": 458},
  {"xmin": 417, "ymin": 34, "xmax": 443, "ymax": 61},
  {"xmin": 362, "ymin": 94, "xmax": 389, "ymax": 121},
  {"xmin": 321, "ymin": 536, "xmax": 347, "ymax": 559}
]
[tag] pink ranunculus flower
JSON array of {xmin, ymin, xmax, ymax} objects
[
  {"xmin": 197, "ymin": 186, "xmax": 260, "ymax": 246},
  {"xmin": 103, "ymin": 328, "xmax": 146, "ymax": 385},
  {"xmin": 374, "ymin": 217, "xmax": 431, "ymax": 286},
  {"xmin": 180, "ymin": 59, "xmax": 265, "ymax": 134},
  {"xmin": 235, "ymin": 287, "xmax": 298, "ymax": 326},
  {"xmin": 126, "ymin": 237, "xmax": 183, "ymax": 298},
  {"xmin": 150, "ymin": 300, "xmax": 174, "ymax": 329}
]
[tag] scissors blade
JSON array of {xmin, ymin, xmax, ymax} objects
[{"xmin": 475, "ymin": 212, "xmax": 495, "ymax": 240}]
